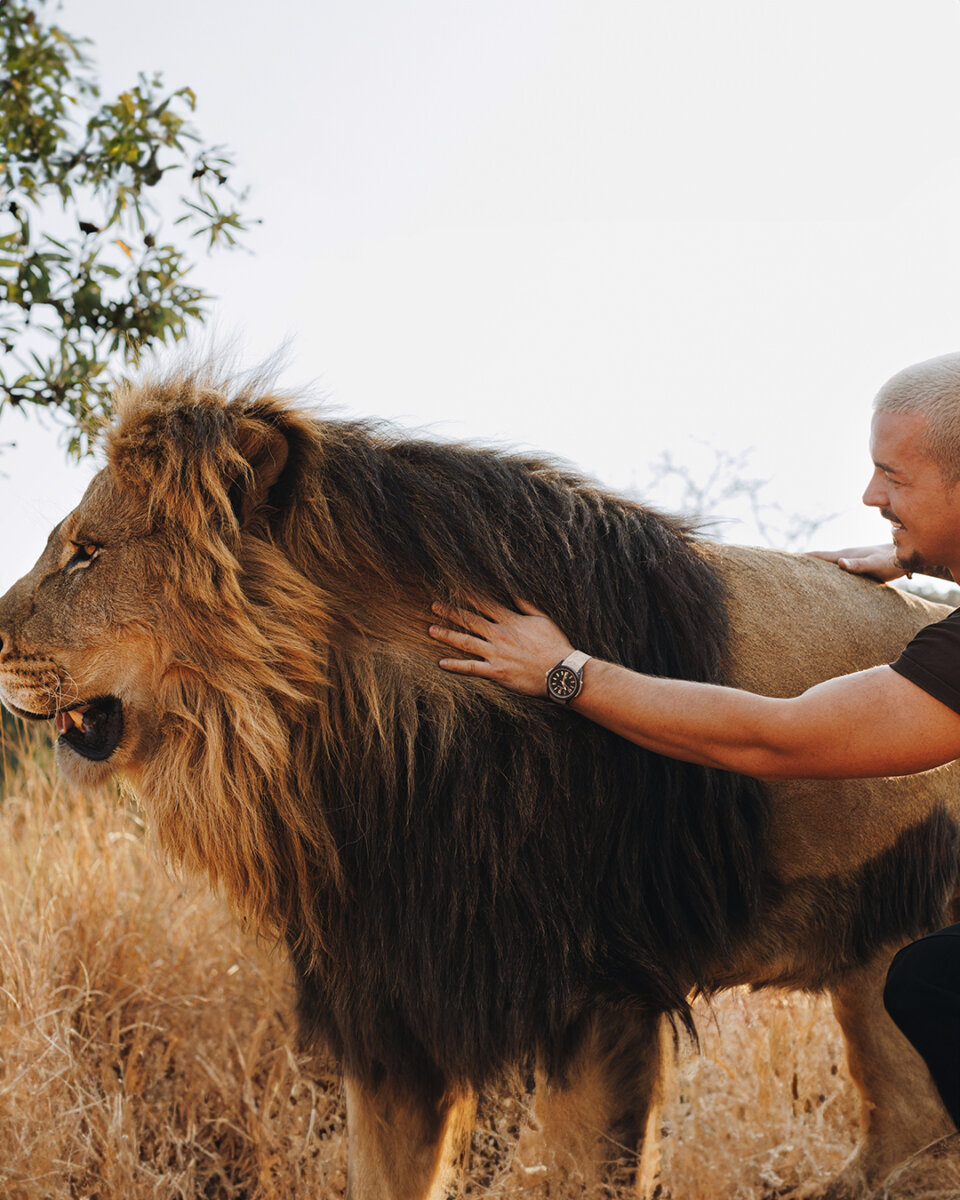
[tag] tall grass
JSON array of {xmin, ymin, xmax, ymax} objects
[
  {"xmin": 0, "ymin": 726, "xmax": 344, "ymax": 1199},
  {"xmin": 0, "ymin": 725, "xmax": 954, "ymax": 1198}
]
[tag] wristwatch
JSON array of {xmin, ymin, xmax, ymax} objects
[{"xmin": 545, "ymin": 650, "xmax": 591, "ymax": 704}]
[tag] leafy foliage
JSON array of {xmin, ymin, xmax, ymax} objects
[{"xmin": 0, "ymin": 0, "xmax": 251, "ymax": 454}]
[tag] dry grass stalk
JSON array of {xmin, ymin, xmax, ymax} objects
[{"xmin": 0, "ymin": 727, "xmax": 944, "ymax": 1198}]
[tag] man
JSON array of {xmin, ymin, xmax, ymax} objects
[{"xmin": 427, "ymin": 351, "xmax": 960, "ymax": 1127}]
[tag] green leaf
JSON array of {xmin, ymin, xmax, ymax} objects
[{"xmin": 0, "ymin": 0, "xmax": 255, "ymax": 456}]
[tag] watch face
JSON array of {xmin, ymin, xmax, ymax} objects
[{"xmin": 548, "ymin": 664, "xmax": 580, "ymax": 700}]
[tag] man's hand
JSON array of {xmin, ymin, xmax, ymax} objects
[
  {"xmin": 807, "ymin": 544, "xmax": 904, "ymax": 582},
  {"xmin": 429, "ymin": 598, "xmax": 574, "ymax": 697}
]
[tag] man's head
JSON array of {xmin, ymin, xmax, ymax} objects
[
  {"xmin": 874, "ymin": 353, "xmax": 960, "ymax": 484},
  {"xmin": 866, "ymin": 353, "xmax": 960, "ymax": 575}
]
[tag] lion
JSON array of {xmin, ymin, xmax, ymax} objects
[{"xmin": 0, "ymin": 370, "xmax": 958, "ymax": 1200}]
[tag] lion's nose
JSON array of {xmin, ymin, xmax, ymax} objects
[{"xmin": 0, "ymin": 619, "xmax": 18, "ymax": 661}]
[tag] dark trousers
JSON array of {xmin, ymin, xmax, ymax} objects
[{"xmin": 884, "ymin": 923, "xmax": 960, "ymax": 1127}]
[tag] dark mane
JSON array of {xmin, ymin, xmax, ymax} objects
[
  {"xmin": 108, "ymin": 378, "xmax": 769, "ymax": 1090},
  {"xmin": 267, "ymin": 412, "xmax": 770, "ymax": 1082}
]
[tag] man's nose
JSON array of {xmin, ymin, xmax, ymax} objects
[{"xmin": 862, "ymin": 471, "xmax": 886, "ymax": 509}]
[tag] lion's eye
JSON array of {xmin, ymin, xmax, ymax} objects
[{"xmin": 64, "ymin": 543, "xmax": 101, "ymax": 575}]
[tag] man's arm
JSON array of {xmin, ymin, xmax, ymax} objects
[{"xmin": 429, "ymin": 599, "xmax": 960, "ymax": 781}]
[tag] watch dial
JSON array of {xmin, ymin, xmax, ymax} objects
[{"xmin": 550, "ymin": 666, "xmax": 579, "ymax": 698}]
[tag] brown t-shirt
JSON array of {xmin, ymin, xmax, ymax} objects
[{"xmin": 890, "ymin": 607, "xmax": 960, "ymax": 714}]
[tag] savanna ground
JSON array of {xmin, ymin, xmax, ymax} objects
[{"xmin": 1, "ymin": 723, "xmax": 958, "ymax": 1200}]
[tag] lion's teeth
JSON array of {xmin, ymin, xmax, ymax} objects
[{"xmin": 69, "ymin": 710, "xmax": 85, "ymax": 730}]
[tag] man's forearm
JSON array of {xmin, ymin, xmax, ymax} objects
[{"xmin": 570, "ymin": 658, "xmax": 791, "ymax": 777}]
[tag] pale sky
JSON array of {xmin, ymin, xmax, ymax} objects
[{"xmin": 3, "ymin": 0, "xmax": 960, "ymax": 592}]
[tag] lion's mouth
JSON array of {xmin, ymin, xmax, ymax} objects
[
  {"xmin": 54, "ymin": 696, "xmax": 124, "ymax": 761},
  {"xmin": 5, "ymin": 695, "xmax": 124, "ymax": 762}
]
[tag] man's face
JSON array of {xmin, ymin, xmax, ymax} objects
[{"xmin": 864, "ymin": 409, "xmax": 960, "ymax": 574}]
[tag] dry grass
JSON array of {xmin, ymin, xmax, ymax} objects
[
  {"xmin": 0, "ymin": 726, "xmax": 345, "ymax": 1200},
  {"xmin": 0, "ymin": 724, "xmax": 947, "ymax": 1199}
]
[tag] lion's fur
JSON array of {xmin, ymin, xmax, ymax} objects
[
  {"xmin": 4, "ymin": 370, "xmax": 960, "ymax": 1193},
  {"xmin": 101, "ymin": 372, "xmax": 778, "ymax": 1085}
]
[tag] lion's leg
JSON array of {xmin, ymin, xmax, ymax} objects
[
  {"xmin": 516, "ymin": 1008, "xmax": 670, "ymax": 1197},
  {"xmin": 344, "ymin": 1074, "xmax": 475, "ymax": 1200},
  {"xmin": 826, "ymin": 952, "xmax": 954, "ymax": 1194}
]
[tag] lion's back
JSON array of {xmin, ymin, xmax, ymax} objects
[
  {"xmin": 704, "ymin": 542, "xmax": 948, "ymax": 696},
  {"xmin": 704, "ymin": 542, "xmax": 960, "ymax": 891}
]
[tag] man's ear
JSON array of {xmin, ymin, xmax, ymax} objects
[{"xmin": 230, "ymin": 417, "xmax": 289, "ymax": 525}]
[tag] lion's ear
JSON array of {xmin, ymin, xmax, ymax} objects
[{"xmin": 230, "ymin": 417, "xmax": 290, "ymax": 526}]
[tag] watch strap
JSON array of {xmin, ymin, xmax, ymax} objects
[{"xmin": 561, "ymin": 650, "xmax": 591, "ymax": 673}]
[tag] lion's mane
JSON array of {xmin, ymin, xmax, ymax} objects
[{"xmin": 107, "ymin": 372, "xmax": 770, "ymax": 1088}]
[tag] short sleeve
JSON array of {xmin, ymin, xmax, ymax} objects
[{"xmin": 890, "ymin": 607, "xmax": 960, "ymax": 716}]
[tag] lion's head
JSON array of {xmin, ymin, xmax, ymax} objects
[
  {"xmin": 0, "ymin": 374, "xmax": 300, "ymax": 786},
  {"xmin": 0, "ymin": 464, "xmax": 155, "ymax": 784},
  {"xmin": 0, "ymin": 373, "xmax": 352, "ymax": 936}
]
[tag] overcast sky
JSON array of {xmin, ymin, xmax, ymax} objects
[{"xmin": 4, "ymin": 0, "xmax": 960, "ymax": 592}]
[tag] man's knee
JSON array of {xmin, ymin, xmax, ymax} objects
[
  {"xmin": 884, "ymin": 942, "xmax": 921, "ymax": 1030},
  {"xmin": 884, "ymin": 930, "xmax": 960, "ymax": 1030}
]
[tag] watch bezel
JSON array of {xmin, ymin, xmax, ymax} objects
[{"xmin": 546, "ymin": 662, "xmax": 583, "ymax": 703}]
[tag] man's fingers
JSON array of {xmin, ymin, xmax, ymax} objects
[
  {"xmin": 836, "ymin": 554, "xmax": 903, "ymax": 582},
  {"xmin": 472, "ymin": 598, "xmax": 514, "ymax": 623},
  {"xmin": 513, "ymin": 596, "xmax": 548, "ymax": 617},
  {"xmin": 431, "ymin": 600, "xmax": 493, "ymax": 634},
  {"xmin": 428, "ymin": 623, "xmax": 489, "ymax": 653},
  {"xmin": 430, "ymin": 600, "xmax": 471, "ymax": 628},
  {"xmin": 431, "ymin": 595, "xmax": 543, "ymax": 627},
  {"xmin": 437, "ymin": 656, "xmax": 490, "ymax": 676},
  {"xmin": 837, "ymin": 558, "xmax": 886, "ymax": 581},
  {"xmin": 807, "ymin": 544, "xmax": 902, "ymax": 583}
]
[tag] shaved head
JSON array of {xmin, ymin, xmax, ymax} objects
[{"xmin": 874, "ymin": 353, "xmax": 960, "ymax": 483}]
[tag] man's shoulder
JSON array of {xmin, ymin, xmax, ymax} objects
[{"xmin": 890, "ymin": 605, "xmax": 960, "ymax": 715}]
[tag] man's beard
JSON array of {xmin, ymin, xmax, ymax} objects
[
  {"xmin": 894, "ymin": 547, "xmax": 927, "ymax": 575},
  {"xmin": 882, "ymin": 507, "xmax": 926, "ymax": 575}
]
